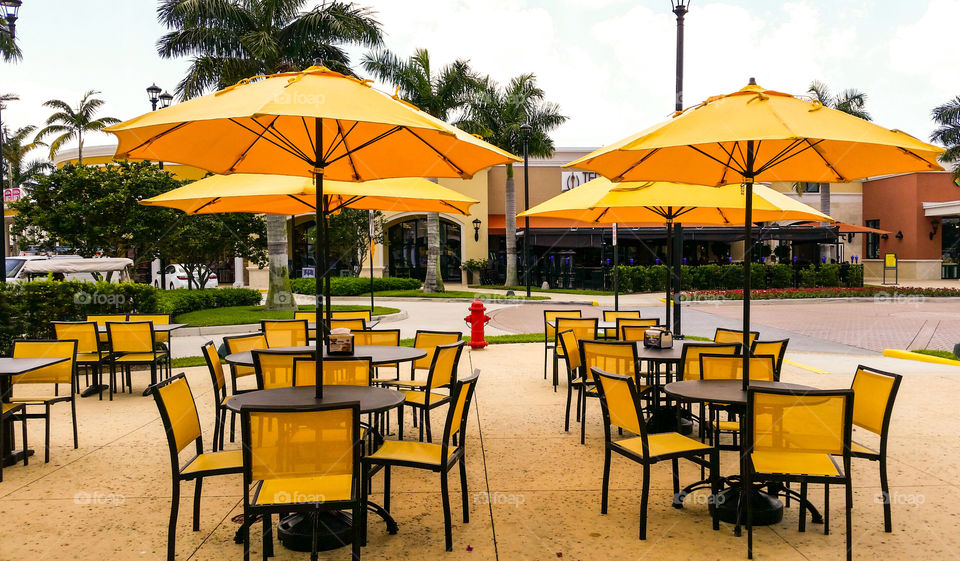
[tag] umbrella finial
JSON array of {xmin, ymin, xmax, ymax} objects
[{"xmin": 748, "ymin": 77, "xmax": 757, "ymax": 85}]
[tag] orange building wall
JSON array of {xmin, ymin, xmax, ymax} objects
[{"xmin": 862, "ymin": 172, "xmax": 958, "ymax": 259}]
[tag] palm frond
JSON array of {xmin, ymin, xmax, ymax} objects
[{"xmin": 807, "ymin": 80, "xmax": 831, "ymax": 105}]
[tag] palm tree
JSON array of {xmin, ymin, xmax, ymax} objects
[
  {"xmin": 2, "ymin": 124, "xmax": 51, "ymax": 191},
  {"xmin": 0, "ymin": 27, "xmax": 20, "ymax": 62},
  {"xmin": 35, "ymin": 90, "xmax": 119, "ymax": 164},
  {"xmin": 363, "ymin": 48, "xmax": 480, "ymax": 292},
  {"xmin": 802, "ymin": 81, "xmax": 872, "ymax": 216},
  {"xmin": 931, "ymin": 96, "xmax": 960, "ymax": 179},
  {"xmin": 459, "ymin": 74, "xmax": 566, "ymax": 286},
  {"xmin": 157, "ymin": 0, "xmax": 383, "ymax": 310}
]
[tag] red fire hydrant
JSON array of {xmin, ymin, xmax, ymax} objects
[{"xmin": 464, "ymin": 298, "xmax": 491, "ymax": 349}]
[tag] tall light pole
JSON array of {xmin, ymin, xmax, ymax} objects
[
  {"xmin": 671, "ymin": 0, "xmax": 689, "ymax": 336},
  {"xmin": 147, "ymin": 83, "xmax": 173, "ymax": 288},
  {"xmin": 521, "ymin": 122, "xmax": 531, "ymax": 298},
  {"xmin": 0, "ymin": 1, "xmax": 22, "ymax": 282}
]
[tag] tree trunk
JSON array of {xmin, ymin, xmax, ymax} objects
[
  {"xmin": 423, "ymin": 178, "xmax": 444, "ymax": 292},
  {"xmin": 264, "ymin": 214, "xmax": 297, "ymax": 311},
  {"xmin": 504, "ymin": 163, "xmax": 518, "ymax": 287},
  {"xmin": 77, "ymin": 135, "xmax": 83, "ymax": 165},
  {"xmin": 819, "ymin": 183, "xmax": 831, "ymax": 217}
]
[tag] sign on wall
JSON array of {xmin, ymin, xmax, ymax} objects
[
  {"xmin": 3, "ymin": 187, "xmax": 23, "ymax": 202},
  {"xmin": 561, "ymin": 171, "xmax": 598, "ymax": 192}
]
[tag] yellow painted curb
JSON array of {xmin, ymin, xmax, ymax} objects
[
  {"xmin": 783, "ymin": 359, "xmax": 827, "ymax": 374},
  {"xmin": 591, "ymin": 300, "xmax": 599, "ymax": 306},
  {"xmin": 882, "ymin": 349, "xmax": 960, "ymax": 367},
  {"xmin": 656, "ymin": 298, "xmax": 674, "ymax": 306}
]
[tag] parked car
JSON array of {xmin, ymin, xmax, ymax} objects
[
  {"xmin": 153, "ymin": 264, "xmax": 219, "ymax": 289},
  {"xmin": 4, "ymin": 255, "xmax": 131, "ymax": 283}
]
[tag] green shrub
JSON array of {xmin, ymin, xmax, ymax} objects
[
  {"xmin": 842, "ymin": 264, "xmax": 863, "ymax": 287},
  {"xmin": 646, "ymin": 265, "xmax": 669, "ymax": 292},
  {"xmin": 290, "ymin": 276, "xmax": 422, "ymax": 296},
  {"xmin": 751, "ymin": 265, "xmax": 766, "ymax": 290},
  {"xmin": 692, "ymin": 264, "xmax": 722, "ymax": 290},
  {"xmin": 719, "ymin": 264, "xmax": 743, "ymax": 290},
  {"xmin": 155, "ymin": 287, "xmax": 262, "ymax": 316},
  {"xmin": 816, "ymin": 264, "xmax": 840, "ymax": 287},
  {"xmin": 799, "ymin": 265, "xmax": 818, "ymax": 288},
  {"xmin": 768, "ymin": 264, "xmax": 793, "ymax": 288}
]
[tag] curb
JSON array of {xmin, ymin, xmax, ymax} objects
[
  {"xmin": 881, "ymin": 349, "xmax": 960, "ymax": 367},
  {"xmin": 172, "ymin": 310, "xmax": 408, "ymax": 337}
]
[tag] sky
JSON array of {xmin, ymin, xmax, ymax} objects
[{"xmin": 2, "ymin": 0, "xmax": 958, "ymax": 155}]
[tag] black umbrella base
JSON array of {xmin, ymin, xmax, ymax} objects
[
  {"xmin": 712, "ymin": 484, "xmax": 783, "ymax": 526},
  {"xmin": 277, "ymin": 512, "xmax": 353, "ymax": 552},
  {"xmin": 646, "ymin": 407, "xmax": 693, "ymax": 435}
]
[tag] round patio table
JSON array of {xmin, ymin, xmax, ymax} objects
[
  {"xmin": 227, "ymin": 384, "xmax": 404, "ymax": 552},
  {"xmin": 664, "ymin": 379, "xmax": 819, "ymax": 528},
  {"xmin": 224, "ymin": 344, "xmax": 425, "ymax": 368}
]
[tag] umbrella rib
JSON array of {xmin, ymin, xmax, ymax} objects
[
  {"xmin": 287, "ymin": 194, "xmax": 317, "ymax": 212},
  {"xmin": 593, "ymin": 207, "xmax": 611, "ymax": 222},
  {"xmin": 226, "ymin": 116, "xmax": 284, "ymax": 172},
  {"xmin": 328, "ymin": 195, "xmax": 363, "ymax": 214},
  {"xmin": 440, "ymin": 200, "xmax": 468, "ymax": 215},
  {"xmin": 673, "ymin": 207, "xmax": 696, "ymax": 220},
  {"xmin": 754, "ymin": 138, "xmax": 807, "ymax": 175},
  {"xmin": 717, "ymin": 143, "xmax": 738, "ymax": 185},
  {"xmin": 613, "ymin": 148, "xmax": 660, "ymax": 182},
  {"xmin": 228, "ymin": 118, "xmax": 311, "ymax": 165},
  {"xmin": 123, "ymin": 122, "xmax": 190, "ymax": 156},
  {"xmin": 333, "ymin": 120, "xmax": 362, "ymax": 180},
  {"xmin": 325, "ymin": 121, "xmax": 358, "ymax": 162},
  {"xmin": 193, "ymin": 197, "xmax": 222, "ymax": 213},
  {"xmin": 300, "ymin": 117, "xmax": 315, "ymax": 158},
  {"xmin": 325, "ymin": 126, "xmax": 403, "ymax": 167},
  {"xmin": 798, "ymin": 139, "xmax": 845, "ymax": 181},
  {"xmin": 258, "ymin": 121, "xmax": 314, "ymax": 163},
  {"xmin": 402, "ymin": 128, "xmax": 468, "ymax": 177},
  {"xmin": 688, "ymin": 145, "xmax": 746, "ymax": 177},
  {"xmin": 895, "ymin": 146, "xmax": 941, "ymax": 169}
]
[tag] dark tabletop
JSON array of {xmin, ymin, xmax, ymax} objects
[
  {"xmin": 97, "ymin": 323, "xmax": 187, "ymax": 333},
  {"xmin": 224, "ymin": 345, "xmax": 426, "ymax": 367},
  {"xmin": 664, "ymin": 380, "xmax": 816, "ymax": 405},
  {"xmin": 547, "ymin": 320, "xmax": 618, "ymax": 330},
  {"xmin": 225, "ymin": 385, "xmax": 404, "ymax": 414},
  {"xmin": 0, "ymin": 357, "xmax": 69, "ymax": 376},
  {"xmin": 307, "ymin": 320, "xmax": 380, "ymax": 329}
]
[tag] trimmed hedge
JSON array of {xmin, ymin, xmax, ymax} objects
[
  {"xmin": 0, "ymin": 281, "xmax": 261, "ymax": 353},
  {"xmin": 615, "ymin": 263, "xmax": 863, "ymax": 293},
  {"xmin": 290, "ymin": 276, "xmax": 422, "ymax": 296}
]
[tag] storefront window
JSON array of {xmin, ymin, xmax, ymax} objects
[
  {"xmin": 387, "ymin": 217, "xmax": 462, "ymax": 281},
  {"xmin": 865, "ymin": 219, "xmax": 880, "ymax": 259}
]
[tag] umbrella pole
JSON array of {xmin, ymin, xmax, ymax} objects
[
  {"xmin": 315, "ymin": 118, "xmax": 324, "ymax": 400},
  {"xmin": 370, "ymin": 210, "xmax": 375, "ymax": 314},
  {"xmin": 665, "ymin": 219, "xmax": 673, "ymax": 331},
  {"xmin": 742, "ymin": 141, "xmax": 756, "ymax": 392},
  {"xmin": 613, "ymin": 223, "xmax": 619, "ymax": 311},
  {"xmin": 673, "ymin": 223, "xmax": 683, "ymax": 336}
]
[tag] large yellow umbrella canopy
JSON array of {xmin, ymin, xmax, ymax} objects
[
  {"xmin": 140, "ymin": 174, "xmax": 479, "ymax": 216},
  {"xmin": 565, "ymin": 79, "xmax": 944, "ymax": 387},
  {"xmin": 567, "ymin": 80, "xmax": 943, "ymax": 184},
  {"xmin": 106, "ymin": 66, "xmax": 518, "ymax": 179},
  {"xmin": 107, "ymin": 66, "xmax": 517, "ymax": 400},
  {"xmin": 519, "ymin": 178, "xmax": 832, "ymax": 224}
]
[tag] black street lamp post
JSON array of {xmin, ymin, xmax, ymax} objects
[
  {"xmin": 1, "ymin": 1, "xmax": 22, "ymax": 282},
  {"xmin": 521, "ymin": 122, "xmax": 531, "ymax": 298},
  {"xmin": 1, "ymin": 0, "xmax": 20, "ymax": 39},
  {"xmin": 670, "ymin": 0, "xmax": 689, "ymax": 336},
  {"xmin": 148, "ymin": 83, "xmax": 173, "ymax": 288}
]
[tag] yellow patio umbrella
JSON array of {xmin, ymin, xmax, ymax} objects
[
  {"xmin": 140, "ymin": 174, "xmax": 479, "ymax": 216},
  {"xmin": 107, "ymin": 66, "xmax": 518, "ymax": 400},
  {"xmin": 519, "ymin": 177, "xmax": 832, "ymax": 322},
  {"xmin": 565, "ymin": 78, "xmax": 944, "ymax": 390}
]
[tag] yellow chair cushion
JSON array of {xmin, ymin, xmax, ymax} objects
[
  {"xmin": 713, "ymin": 420, "xmax": 740, "ymax": 432},
  {"xmin": 850, "ymin": 441, "xmax": 876, "ymax": 455},
  {"xmin": 367, "ymin": 440, "xmax": 443, "ymax": 466},
  {"xmin": 617, "ymin": 432, "xmax": 712, "ymax": 458},
  {"xmin": 401, "ymin": 390, "xmax": 448, "ymax": 406},
  {"xmin": 114, "ymin": 353, "xmax": 166, "ymax": 362},
  {"xmin": 255, "ymin": 474, "xmax": 354, "ymax": 505},
  {"xmin": 751, "ymin": 451, "xmax": 840, "ymax": 477},
  {"xmin": 182, "ymin": 450, "xmax": 243, "ymax": 475},
  {"xmin": 76, "ymin": 352, "xmax": 104, "ymax": 363}
]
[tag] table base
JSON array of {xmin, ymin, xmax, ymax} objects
[
  {"xmin": 713, "ymin": 484, "xmax": 783, "ymax": 526},
  {"xmin": 80, "ymin": 384, "xmax": 109, "ymax": 398},
  {"xmin": 646, "ymin": 407, "xmax": 693, "ymax": 435},
  {"xmin": 2, "ymin": 448, "xmax": 34, "ymax": 468},
  {"xmin": 233, "ymin": 502, "xmax": 398, "ymax": 552}
]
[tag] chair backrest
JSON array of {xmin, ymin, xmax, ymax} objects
[
  {"xmin": 617, "ymin": 318, "xmax": 659, "ymax": 340},
  {"xmin": 557, "ymin": 330, "xmax": 582, "ymax": 375},
  {"xmin": 261, "ymin": 319, "xmax": 308, "ymax": 348},
  {"xmin": 86, "ymin": 314, "xmax": 128, "ymax": 327},
  {"xmin": 593, "ymin": 368, "xmax": 647, "ymax": 444},
  {"xmin": 201, "ymin": 340, "xmax": 226, "ymax": 398},
  {"xmin": 149, "ymin": 374, "xmax": 203, "ymax": 468},
  {"xmin": 440, "ymin": 369, "xmax": 480, "ymax": 452},
  {"xmin": 747, "ymin": 388, "xmax": 853, "ymax": 459},
  {"xmin": 751, "ymin": 339, "xmax": 789, "ymax": 380},
  {"xmin": 413, "ymin": 330, "xmax": 463, "ymax": 371},
  {"xmin": 603, "ymin": 310, "xmax": 640, "ymax": 322},
  {"xmin": 679, "ymin": 342, "xmax": 740, "ymax": 381},
  {"xmin": 252, "ymin": 349, "xmax": 313, "ymax": 389},
  {"xmin": 714, "ymin": 328, "xmax": 759, "ymax": 346},
  {"xmin": 106, "ymin": 321, "xmax": 156, "ymax": 354},
  {"xmin": 352, "ymin": 329, "xmax": 400, "ymax": 347},
  {"xmin": 544, "ymin": 309, "xmax": 583, "ymax": 340},
  {"xmin": 850, "ymin": 365, "xmax": 902, "ymax": 439},
  {"xmin": 581, "ymin": 340, "xmax": 638, "ymax": 383},
  {"xmin": 293, "ymin": 311, "xmax": 317, "ymax": 322},
  {"xmin": 292, "ymin": 357, "xmax": 372, "ymax": 387},
  {"xmin": 554, "ymin": 318, "xmax": 598, "ymax": 355},
  {"xmin": 12, "ymin": 339, "xmax": 77, "ymax": 385},
  {"xmin": 223, "ymin": 333, "xmax": 268, "ymax": 381},
  {"xmin": 425, "ymin": 341, "xmax": 465, "ymax": 392},
  {"xmin": 331, "ymin": 310, "xmax": 372, "ymax": 322},
  {"xmin": 128, "ymin": 313, "xmax": 170, "ymax": 325},
  {"xmin": 329, "ymin": 318, "xmax": 366, "ymax": 332},
  {"xmin": 52, "ymin": 321, "xmax": 100, "ymax": 354},
  {"xmin": 699, "ymin": 354, "xmax": 776, "ymax": 382},
  {"xmin": 241, "ymin": 402, "xmax": 360, "ymax": 496}
]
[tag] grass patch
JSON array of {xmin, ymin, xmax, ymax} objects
[
  {"xmin": 685, "ymin": 335, "xmax": 712, "ymax": 342},
  {"xmin": 374, "ymin": 289, "xmax": 548, "ymax": 300},
  {"xmin": 469, "ymin": 285, "xmax": 615, "ymax": 296},
  {"xmin": 175, "ymin": 304, "xmax": 400, "ymax": 327},
  {"xmin": 914, "ymin": 349, "xmax": 957, "ymax": 360},
  {"xmin": 172, "ymin": 356, "xmax": 208, "ymax": 368}
]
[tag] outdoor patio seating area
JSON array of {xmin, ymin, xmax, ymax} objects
[{"xmin": 0, "ymin": 341, "xmax": 957, "ymax": 560}]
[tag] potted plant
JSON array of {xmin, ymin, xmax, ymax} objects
[{"xmin": 461, "ymin": 258, "xmax": 488, "ymax": 285}]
